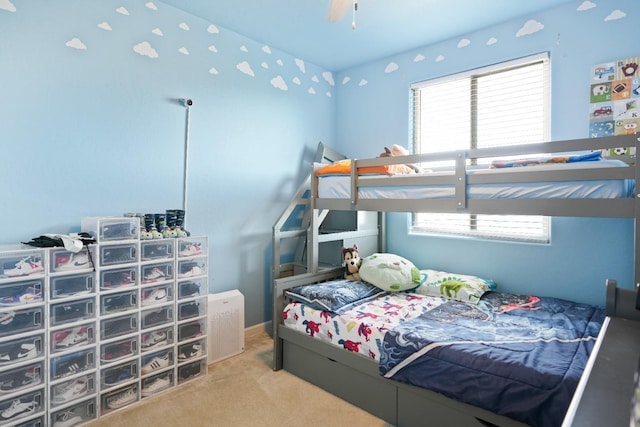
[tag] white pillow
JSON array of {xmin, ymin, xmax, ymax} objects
[
  {"xmin": 415, "ymin": 269, "xmax": 496, "ymax": 304},
  {"xmin": 359, "ymin": 253, "xmax": 421, "ymax": 292}
]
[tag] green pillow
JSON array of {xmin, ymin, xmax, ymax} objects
[
  {"xmin": 415, "ymin": 269, "xmax": 496, "ymax": 304},
  {"xmin": 359, "ymin": 253, "xmax": 421, "ymax": 292}
]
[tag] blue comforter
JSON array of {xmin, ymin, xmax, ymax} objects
[{"xmin": 379, "ymin": 292, "xmax": 605, "ymax": 427}]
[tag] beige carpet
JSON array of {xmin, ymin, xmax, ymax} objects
[{"xmin": 89, "ymin": 329, "xmax": 391, "ymax": 427}]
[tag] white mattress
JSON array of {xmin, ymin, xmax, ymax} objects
[{"xmin": 317, "ymin": 160, "xmax": 635, "ymax": 200}]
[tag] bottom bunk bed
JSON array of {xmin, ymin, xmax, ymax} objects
[{"xmin": 273, "ymin": 268, "xmax": 609, "ymax": 427}]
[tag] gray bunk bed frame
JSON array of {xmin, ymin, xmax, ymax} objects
[{"xmin": 273, "ymin": 133, "xmax": 640, "ymax": 427}]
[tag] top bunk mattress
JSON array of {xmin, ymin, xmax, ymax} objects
[{"xmin": 317, "ymin": 159, "xmax": 635, "ymax": 200}]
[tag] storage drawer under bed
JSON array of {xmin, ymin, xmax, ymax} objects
[{"xmin": 282, "ymin": 338, "xmax": 396, "ymax": 424}]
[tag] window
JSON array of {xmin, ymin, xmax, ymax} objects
[{"xmin": 411, "ymin": 53, "xmax": 550, "ymax": 243}]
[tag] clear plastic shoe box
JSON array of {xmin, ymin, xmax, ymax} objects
[
  {"xmin": 140, "ymin": 240, "xmax": 174, "ymax": 262},
  {"xmin": 140, "ymin": 348, "xmax": 174, "ymax": 377},
  {"xmin": 49, "ymin": 348, "xmax": 96, "ymax": 382},
  {"xmin": 141, "ymin": 369, "xmax": 174, "ymax": 398},
  {"xmin": 0, "ymin": 333, "xmax": 44, "ymax": 368},
  {"xmin": 100, "ymin": 335, "xmax": 138, "ymax": 364},
  {"xmin": 50, "ymin": 397, "xmax": 97, "ymax": 426},
  {"xmin": 140, "ymin": 261, "xmax": 173, "ymax": 285},
  {"xmin": 100, "ymin": 290, "xmax": 138, "ymax": 316},
  {"xmin": 49, "ymin": 273, "xmax": 95, "ymax": 300},
  {"xmin": 0, "ymin": 306, "xmax": 44, "ymax": 338},
  {"xmin": 177, "ymin": 359, "xmax": 207, "ymax": 385},
  {"xmin": 177, "ymin": 337, "xmax": 206, "ymax": 363},
  {"xmin": 0, "ymin": 386, "xmax": 44, "ymax": 426},
  {"xmin": 0, "ymin": 246, "xmax": 45, "ymax": 280},
  {"xmin": 50, "ymin": 298, "xmax": 95, "ymax": 327},
  {"xmin": 50, "ymin": 372, "xmax": 96, "ymax": 408},
  {"xmin": 141, "ymin": 283, "xmax": 174, "ymax": 308},
  {"xmin": 176, "ymin": 237, "xmax": 207, "ymax": 258},
  {"xmin": 0, "ymin": 361, "xmax": 44, "ymax": 395},
  {"xmin": 98, "ymin": 243, "xmax": 139, "ymax": 267},
  {"xmin": 177, "ymin": 277, "xmax": 207, "ymax": 300},
  {"xmin": 100, "ymin": 359, "xmax": 139, "ymax": 390},
  {"xmin": 177, "ymin": 258, "xmax": 207, "ymax": 280},
  {"xmin": 100, "ymin": 313, "xmax": 138, "ymax": 341},
  {"xmin": 177, "ymin": 297, "xmax": 207, "ymax": 321},
  {"xmin": 100, "ymin": 266, "xmax": 138, "ymax": 290},
  {"xmin": 140, "ymin": 305, "xmax": 174, "ymax": 330},
  {"xmin": 177, "ymin": 319, "xmax": 206, "ymax": 342},
  {"xmin": 0, "ymin": 278, "xmax": 43, "ymax": 306},
  {"xmin": 49, "ymin": 322, "xmax": 96, "ymax": 354},
  {"xmin": 81, "ymin": 217, "xmax": 140, "ymax": 243},
  {"xmin": 49, "ymin": 247, "xmax": 95, "ymax": 274},
  {"xmin": 140, "ymin": 326, "xmax": 174, "ymax": 353},
  {"xmin": 100, "ymin": 383, "xmax": 138, "ymax": 414}
]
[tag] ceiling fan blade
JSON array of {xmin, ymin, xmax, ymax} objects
[{"xmin": 328, "ymin": 0, "xmax": 351, "ymax": 22}]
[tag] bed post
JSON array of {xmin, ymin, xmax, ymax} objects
[{"xmin": 635, "ymin": 135, "xmax": 640, "ymax": 310}]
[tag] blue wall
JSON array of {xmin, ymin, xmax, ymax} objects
[
  {"xmin": 332, "ymin": 0, "xmax": 638, "ymax": 306},
  {"xmin": 0, "ymin": 0, "xmax": 335, "ymax": 327}
]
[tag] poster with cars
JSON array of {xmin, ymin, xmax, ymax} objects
[{"xmin": 590, "ymin": 56, "xmax": 640, "ymax": 156}]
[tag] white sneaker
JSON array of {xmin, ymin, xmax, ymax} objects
[
  {"xmin": 4, "ymin": 257, "xmax": 43, "ymax": 277},
  {"xmin": 143, "ymin": 267, "xmax": 166, "ymax": 283},
  {"xmin": 141, "ymin": 353, "xmax": 170, "ymax": 374},
  {"xmin": 53, "ymin": 410, "xmax": 83, "ymax": 427},
  {"xmin": 141, "ymin": 331, "xmax": 167, "ymax": 350},
  {"xmin": 141, "ymin": 288, "xmax": 168, "ymax": 306},
  {"xmin": 107, "ymin": 388, "xmax": 137, "ymax": 409},
  {"xmin": 55, "ymin": 327, "xmax": 88, "ymax": 349},
  {"xmin": 54, "ymin": 252, "xmax": 89, "ymax": 272},
  {"xmin": 179, "ymin": 265, "xmax": 202, "ymax": 278},
  {"xmin": 141, "ymin": 376, "xmax": 171, "ymax": 396},
  {"xmin": 0, "ymin": 398, "xmax": 36, "ymax": 419},
  {"xmin": 179, "ymin": 243, "xmax": 202, "ymax": 257},
  {"xmin": 52, "ymin": 378, "xmax": 89, "ymax": 403}
]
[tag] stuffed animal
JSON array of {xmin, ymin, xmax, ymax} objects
[
  {"xmin": 342, "ymin": 244, "xmax": 362, "ymax": 281},
  {"xmin": 379, "ymin": 144, "xmax": 421, "ymax": 173}
]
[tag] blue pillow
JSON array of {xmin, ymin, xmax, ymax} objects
[{"xmin": 285, "ymin": 279, "xmax": 386, "ymax": 314}]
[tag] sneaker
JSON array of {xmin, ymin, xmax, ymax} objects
[
  {"xmin": 4, "ymin": 257, "xmax": 44, "ymax": 277},
  {"xmin": 102, "ymin": 223, "xmax": 135, "ymax": 240},
  {"xmin": 103, "ymin": 294, "xmax": 132, "ymax": 313},
  {"xmin": 102, "ymin": 271, "xmax": 135, "ymax": 288},
  {"xmin": 54, "ymin": 252, "xmax": 90, "ymax": 272},
  {"xmin": 179, "ymin": 264, "xmax": 203, "ymax": 278},
  {"xmin": 104, "ymin": 366, "xmax": 132, "ymax": 385},
  {"xmin": 141, "ymin": 288, "xmax": 167, "ymax": 306},
  {"xmin": 0, "ymin": 312, "xmax": 14, "ymax": 325},
  {"xmin": 179, "ymin": 243, "xmax": 202, "ymax": 257},
  {"xmin": 180, "ymin": 281, "xmax": 201, "ymax": 298},
  {"xmin": 179, "ymin": 363, "xmax": 202, "ymax": 380},
  {"xmin": 141, "ymin": 376, "xmax": 171, "ymax": 396},
  {"xmin": 52, "ymin": 378, "xmax": 88, "ymax": 403},
  {"xmin": 0, "ymin": 399, "xmax": 36, "ymax": 419},
  {"xmin": 141, "ymin": 331, "xmax": 167, "ymax": 350},
  {"xmin": 0, "ymin": 343, "xmax": 37, "ymax": 365},
  {"xmin": 55, "ymin": 327, "xmax": 88, "ymax": 349},
  {"xmin": 0, "ymin": 370, "xmax": 40, "ymax": 393},
  {"xmin": 0, "ymin": 287, "xmax": 42, "ymax": 306},
  {"xmin": 143, "ymin": 267, "xmax": 166, "ymax": 283},
  {"xmin": 178, "ymin": 343, "xmax": 202, "ymax": 360},
  {"xmin": 106, "ymin": 388, "xmax": 137, "ymax": 409},
  {"xmin": 102, "ymin": 342, "xmax": 134, "ymax": 362},
  {"xmin": 144, "ymin": 308, "xmax": 169, "ymax": 326},
  {"xmin": 54, "ymin": 354, "xmax": 86, "ymax": 379},
  {"xmin": 141, "ymin": 353, "xmax": 170, "ymax": 374},
  {"xmin": 179, "ymin": 322, "xmax": 201, "ymax": 340},
  {"xmin": 53, "ymin": 410, "xmax": 83, "ymax": 427}
]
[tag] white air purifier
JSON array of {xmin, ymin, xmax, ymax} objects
[{"xmin": 207, "ymin": 290, "xmax": 245, "ymax": 364}]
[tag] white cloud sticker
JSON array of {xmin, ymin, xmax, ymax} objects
[
  {"xmin": 271, "ymin": 76, "xmax": 288, "ymax": 91},
  {"xmin": 295, "ymin": 58, "xmax": 306, "ymax": 73},
  {"xmin": 209, "ymin": 67, "xmax": 218, "ymax": 75},
  {"xmin": 516, "ymin": 19, "xmax": 544, "ymax": 37},
  {"xmin": 0, "ymin": 0, "xmax": 16, "ymax": 12},
  {"xmin": 65, "ymin": 38, "xmax": 87, "ymax": 50},
  {"xmin": 98, "ymin": 22, "xmax": 112, "ymax": 31},
  {"xmin": 240, "ymin": 45, "xmax": 248, "ymax": 52},
  {"xmin": 262, "ymin": 46, "xmax": 272, "ymax": 54},
  {"xmin": 276, "ymin": 59, "xmax": 283, "ymax": 66},
  {"xmin": 208, "ymin": 45, "xmax": 217, "ymax": 53},
  {"xmin": 385, "ymin": 62, "xmax": 399, "ymax": 73},
  {"xmin": 322, "ymin": 72, "xmax": 335, "ymax": 86},
  {"xmin": 261, "ymin": 62, "xmax": 269, "ymax": 69},
  {"xmin": 308, "ymin": 88, "xmax": 316, "ymax": 95},
  {"xmin": 486, "ymin": 37, "xmax": 498, "ymax": 45},
  {"xmin": 577, "ymin": 1, "xmax": 596, "ymax": 11},
  {"xmin": 435, "ymin": 55, "xmax": 445, "ymax": 62},
  {"xmin": 237, "ymin": 61, "xmax": 255, "ymax": 77},
  {"xmin": 178, "ymin": 47, "xmax": 189, "ymax": 55},
  {"xmin": 325, "ymin": 92, "xmax": 332, "ymax": 98},
  {"xmin": 342, "ymin": 76, "xmax": 351, "ymax": 85},
  {"xmin": 311, "ymin": 75, "xmax": 319, "ymax": 83},
  {"xmin": 414, "ymin": 54, "xmax": 425, "ymax": 62},
  {"xmin": 116, "ymin": 7, "xmax": 129, "ymax": 15},
  {"xmin": 605, "ymin": 9, "xmax": 626, "ymax": 21},
  {"xmin": 179, "ymin": 22, "xmax": 190, "ymax": 31},
  {"xmin": 358, "ymin": 79, "xmax": 368, "ymax": 87},
  {"xmin": 292, "ymin": 77, "xmax": 301, "ymax": 85},
  {"xmin": 145, "ymin": 2, "xmax": 157, "ymax": 10},
  {"xmin": 207, "ymin": 24, "xmax": 219, "ymax": 34},
  {"xmin": 152, "ymin": 28, "xmax": 163, "ymax": 36},
  {"xmin": 133, "ymin": 41, "xmax": 158, "ymax": 58},
  {"xmin": 457, "ymin": 38, "xmax": 471, "ymax": 48}
]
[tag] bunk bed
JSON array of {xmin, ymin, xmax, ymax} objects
[{"xmin": 272, "ymin": 133, "xmax": 640, "ymax": 427}]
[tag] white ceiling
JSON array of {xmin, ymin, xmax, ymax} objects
[{"xmin": 160, "ymin": 0, "xmax": 576, "ymax": 71}]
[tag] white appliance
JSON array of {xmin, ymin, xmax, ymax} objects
[{"xmin": 207, "ymin": 290, "xmax": 245, "ymax": 363}]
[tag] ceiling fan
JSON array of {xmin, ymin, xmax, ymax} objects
[{"xmin": 329, "ymin": 0, "xmax": 359, "ymax": 30}]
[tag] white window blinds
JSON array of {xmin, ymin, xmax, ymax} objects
[{"xmin": 411, "ymin": 53, "xmax": 551, "ymax": 243}]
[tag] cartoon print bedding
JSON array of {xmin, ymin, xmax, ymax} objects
[{"xmin": 283, "ymin": 288, "xmax": 604, "ymax": 427}]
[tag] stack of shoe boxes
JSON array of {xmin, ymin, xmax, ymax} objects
[{"xmin": 0, "ymin": 216, "xmax": 209, "ymax": 426}]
